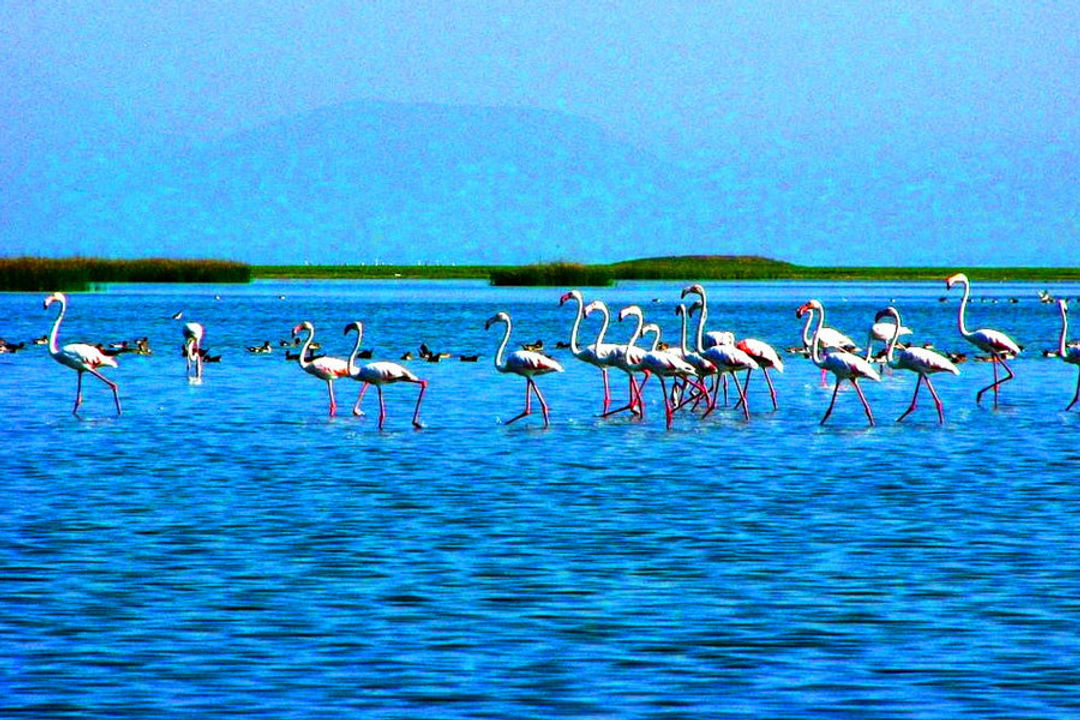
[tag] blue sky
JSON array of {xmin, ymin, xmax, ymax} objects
[{"xmin": 3, "ymin": 2, "xmax": 1078, "ymax": 265}]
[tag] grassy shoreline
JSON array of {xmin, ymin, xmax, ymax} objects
[{"xmin": 254, "ymin": 257, "xmax": 1080, "ymax": 284}]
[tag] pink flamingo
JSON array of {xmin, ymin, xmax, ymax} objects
[
  {"xmin": 597, "ymin": 303, "xmax": 651, "ymax": 418},
  {"xmin": 1056, "ymin": 300, "xmax": 1080, "ymax": 411},
  {"xmin": 945, "ymin": 273, "xmax": 1021, "ymax": 406},
  {"xmin": 871, "ymin": 306, "xmax": 959, "ymax": 423},
  {"xmin": 43, "ymin": 292, "xmax": 122, "ymax": 416},
  {"xmin": 635, "ymin": 318, "xmax": 704, "ymax": 429},
  {"xmin": 679, "ymin": 284, "xmax": 755, "ymax": 414},
  {"xmin": 560, "ymin": 290, "xmax": 619, "ymax": 414},
  {"xmin": 797, "ymin": 299, "xmax": 881, "ymax": 426},
  {"xmin": 736, "ymin": 337, "xmax": 784, "ymax": 411},
  {"xmin": 182, "ymin": 321, "xmax": 205, "ymax": 380},
  {"xmin": 670, "ymin": 303, "xmax": 717, "ymax": 410},
  {"xmin": 485, "ymin": 311, "xmax": 564, "ymax": 427},
  {"xmin": 344, "ymin": 321, "xmax": 427, "ymax": 429},
  {"xmin": 291, "ymin": 320, "xmax": 352, "ymax": 416}
]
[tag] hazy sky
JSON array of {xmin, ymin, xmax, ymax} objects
[
  {"xmin": 7, "ymin": 2, "xmax": 1076, "ymax": 158},
  {"xmin": 3, "ymin": 2, "xmax": 1079, "ymax": 264}
]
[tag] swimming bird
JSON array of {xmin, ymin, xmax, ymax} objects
[
  {"xmin": 797, "ymin": 299, "xmax": 880, "ymax": 426},
  {"xmin": 485, "ymin": 311, "xmax": 564, "ymax": 427},
  {"xmin": 945, "ymin": 273, "xmax": 1022, "ymax": 406},
  {"xmin": 1056, "ymin": 299, "xmax": 1080, "ymax": 411},
  {"xmin": 344, "ymin": 321, "xmax": 427, "ymax": 429},
  {"xmin": 247, "ymin": 341, "xmax": 273, "ymax": 354},
  {"xmin": 43, "ymin": 292, "xmax": 122, "ymax": 416},
  {"xmin": 870, "ymin": 306, "xmax": 959, "ymax": 423},
  {"xmin": 291, "ymin": 321, "xmax": 352, "ymax": 416}
]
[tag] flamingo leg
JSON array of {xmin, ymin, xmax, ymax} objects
[
  {"xmin": 411, "ymin": 380, "xmax": 428, "ymax": 428},
  {"xmin": 722, "ymin": 374, "xmax": 729, "ymax": 405},
  {"xmin": 976, "ymin": 356, "xmax": 1015, "ymax": 406},
  {"xmin": 376, "ymin": 385, "xmax": 387, "ymax": 429},
  {"xmin": 1066, "ymin": 368, "xmax": 1080, "ymax": 411},
  {"xmin": 897, "ymin": 374, "xmax": 924, "ymax": 423},
  {"xmin": 924, "ymin": 376, "xmax": 946, "ymax": 424},
  {"xmin": 506, "ymin": 379, "xmax": 534, "ymax": 425},
  {"xmin": 532, "ymin": 379, "xmax": 552, "ymax": 427},
  {"xmin": 730, "ymin": 371, "xmax": 750, "ymax": 420},
  {"xmin": 763, "ymin": 368, "xmax": 779, "ymax": 410},
  {"xmin": 327, "ymin": 380, "xmax": 337, "ymax": 416},
  {"xmin": 735, "ymin": 369, "xmax": 752, "ymax": 410},
  {"xmin": 72, "ymin": 370, "xmax": 84, "ymax": 415},
  {"xmin": 851, "ymin": 378, "xmax": 875, "ymax": 426},
  {"xmin": 353, "ymin": 382, "xmax": 370, "ymax": 416},
  {"xmin": 821, "ymin": 378, "xmax": 842, "ymax": 425},
  {"xmin": 658, "ymin": 376, "xmax": 673, "ymax": 429},
  {"xmin": 82, "ymin": 366, "xmax": 121, "ymax": 415},
  {"xmin": 600, "ymin": 368, "xmax": 611, "ymax": 414},
  {"xmin": 687, "ymin": 376, "xmax": 711, "ymax": 411}
]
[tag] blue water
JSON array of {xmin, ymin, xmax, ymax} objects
[{"xmin": 4, "ymin": 279, "xmax": 1080, "ymax": 719}]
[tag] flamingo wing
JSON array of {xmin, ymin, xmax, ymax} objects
[
  {"xmin": 823, "ymin": 349, "xmax": 881, "ymax": 381},
  {"xmin": 703, "ymin": 344, "xmax": 759, "ymax": 372},
  {"xmin": 60, "ymin": 342, "xmax": 119, "ymax": 370},
  {"xmin": 309, "ymin": 355, "xmax": 352, "ymax": 380},
  {"xmin": 896, "ymin": 346, "xmax": 960, "ymax": 376},
  {"xmin": 737, "ymin": 338, "xmax": 784, "ymax": 372},
  {"xmin": 357, "ymin": 361, "xmax": 420, "ymax": 384},
  {"xmin": 506, "ymin": 350, "xmax": 564, "ymax": 376},
  {"xmin": 971, "ymin": 328, "xmax": 1021, "ymax": 356}
]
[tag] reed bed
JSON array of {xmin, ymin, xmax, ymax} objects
[
  {"xmin": 0, "ymin": 258, "xmax": 251, "ymax": 291},
  {"xmin": 489, "ymin": 262, "xmax": 615, "ymax": 287}
]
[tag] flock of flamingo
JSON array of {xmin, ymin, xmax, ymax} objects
[{"xmin": 38, "ymin": 272, "xmax": 1080, "ymax": 427}]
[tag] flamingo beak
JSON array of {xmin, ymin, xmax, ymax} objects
[{"xmin": 558, "ymin": 292, "xmax": 572, "ymax": 305}]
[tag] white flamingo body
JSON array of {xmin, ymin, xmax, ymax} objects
[
  {"xmin": 736, "ymin": 337, "xmax": 784, "ymax": 411},
  {"xmin": 946, "ymin": 272, "xmax": 1021, "ymax": 405},
  {"xmin": 797, "ymin": 299, "xmax": 880, "ymax": 426},
  {"xmin": 800, "ymin": 312, "xmax": 858, "ymax": 352},
  {"xmin": 871, "ymin": 321, "xmax": 913, "ymax": 344},
  {"xmin": 595, "ymin": 303, "xmax": 650, "ymax": 417},
  {"xmin": 43, "ymin": 292, "xmax": 121, "ymax": 415},
  {"xmin": 561, "ymin": 290, "xmax": 620, "ymax": 413},
  {"xmin": 182, "ymin": 321, "xmax": 205, "ymax": 379},
  {"xmin": 486, "ymin": 311, "xmax": 563, "ymax": 426},
  {"xmin": 680, "ymin": 283, "xmax": 755, "ymax": 419},
  {"xmin": 292, "ymin": 321, "xmax": 352, "ymax": 416},
  {"xmin": 637, "ymin": 322, "xmax": 702, "ymax": 428},
  {"xmin": 1057, "ymin": 300, "xmax": 1080, "ymax": 411},
  {"xmin": 345, "ymin": 321, "xmax": 426, "ymax": 428},
  {"xmin": 872, "ymin": 306, "xmax": 958, "ymax": 423}
]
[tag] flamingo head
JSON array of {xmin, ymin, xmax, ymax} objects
[
  {"xmin": 674, "ymin": 303, "xmax": 686, "ymax": 317},
  {"xmin": 795, "ymin": 300, "xmax": 821, "ymax": 318},
  {"xmin": 686, "ymin": 300, "xmax": 702, "ymax": 317},
  {"xmin": 484, "ymin": 312, "xmax": 508, "ymax": 330},
  {"xmin": 680, "ymin": 283, "xmax": 705, "ymax": 299},
  {"xmin": 582, "ymin": 300, "xmax": 605, "ymax": 317},
  {"xmin": 43, "ymin": 292, "xmax": 66, "ymax": 310},
  {"xmin": 945, "ymin": 272, "xmax": 968, "ymax": 289},
  {"xmin": 617, "ymin": 305, "xmax": 643, "ymax": 322},
  {"xmin": 291, "ymin": 321, "xmax": 312, "ymax": 337},
  {"xmin": 344, "ymin": 321, "xmax": 362, "ymax": 336},
  {"xmin": 874, "ymin": 306, "xmax": 900, "ymax": 323},
  {"xmin": 1060, "ymin": 299, "xmax": 1069, "ymax": 314},
  {"xmin": 558, "ymin": 290, "xmax": 581, "ymax": 306}
]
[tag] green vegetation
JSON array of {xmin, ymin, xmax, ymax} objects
[
  {"xmin": 489, "ymin": 262, "xmax": 615, "ymax": 287},
  {"xmin": 609, "ymin": 255, "xmax": 798, "ymax": 280},
  {"xmin": 0, "ymin": 257, "xmax": 251, "ymax": 291},
  {"xmin": 253, "ymin": 264, "xmax": 491, "ymax": 280}
]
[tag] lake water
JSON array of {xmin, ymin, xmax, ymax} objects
[{"xmin": 3, "ymin": 279, "xmax": 1080, "ymax": 719}]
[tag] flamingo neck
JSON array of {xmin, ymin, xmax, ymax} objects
[
  {"xmin": 47, "ymin": 297, "xmax": 65, "ymax": 355},
  {"xmin": 568, "ymin": 295, "xmax": 584, "ymax": 356},
  {"xmin": 492, "ymin": 317, "xmax": 511, "ymax": 371},
  {"xmin": 1060, "ymin": 303, "xmax": 1069, "ymax": 358},
  {"xmin": 809, "ymin": 307, "xmax": 825, "ymax": 367},
  {"xmin": 955, "ymin": 277, "xmax": 972, "ymax": 338},
  {"xmin": 346, "ymin": 324, "xmax": 364, "ymax": 375},
  {"xmin": 592, "ymin": 303, "xmax": 610, "ymax": 347},
  {"xmin": 625, "ymin": 311, "xmax": 644, "ymax": 348},
  {"xmin": 296, "ymin": 325, "xmax": 314, "ymax": 370},
  {"xmin": 645, "ymin": 326, "xmax": 661, "ymax": 352},
  {"xmin": 801, "ymin": 311, "xmax": 815, "ymax": 347},
  {"xmin": 884, "ymin": 310, "xmax": 902, "ymax": 365},
  {"xmin": 677, "ymin": 306, "xmax": 690, "ymax": 355}
]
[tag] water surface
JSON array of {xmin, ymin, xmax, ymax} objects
[{"xmin": 3, "ymin": 280, "xmax": 1080, "ymax": 718}]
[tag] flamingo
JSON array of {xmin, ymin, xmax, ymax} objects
[
  {"xmin": 735, "ymin": 337, "xmax": 784, "ymax": 411},
  {"xmin": 670, "ymin": 303, "xmax": 717, "ymax": 409},
  {"xmin": 679, "ymin": 284, "xmax": 756, "ymax": 415},
  {"xmin": 796, "ymin": 299, "xmax": 880, "ymax": 426},
  {"xmin": 595, "ymin": 302, "xmax": 651, "ymax": 418},
  {"xmin": 559, "ymin": 290, "xmax": 619, "ymax": 414},
  {"xmin": 1056, "ymin": 300, "xmax": 1080, "ymax": 411},
  {"xmin": 43, "ymin": 292, "xmax": 122, "ymax": 415},
  {"xmin": 870, "ymin": 306, "xmax": 959, "ymax": 423},
  {"xmin": 291, "ymin": 321, "xmax": 352, "ymax": 416},
  {"xmin": 344, "ymin": 321, "xmax": 427, "ymax": 429},
  {"xmin": 635, "ymin": 319, "xmax": 703, "ymax": 429},
  {"xmin": 485, "ymin": 311, "xmax": 564, "ymax": 427},
  {"xmin": 945, "ymin": 273, "xmax": 1022, "ymax": 406},
  {"xmin": 182, "ymin": 321, "xmax": 205, "ymax": 380}
]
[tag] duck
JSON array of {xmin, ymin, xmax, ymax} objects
[{"xmin": 247, "ymin": 341, "xmax": 273, "ymax": 354}]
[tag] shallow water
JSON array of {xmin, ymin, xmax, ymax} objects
[{"xmin": 3, "ymin": 279, "xmax": 1080, "ymax": 718}]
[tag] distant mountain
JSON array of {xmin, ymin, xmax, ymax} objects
[
  {"xmin": 3, "ymin": 98, "xmax": 1076, "ymax": 266},
  {"xmin": 2, "ymin": 101, "xmax": 749, "ymax": 265}
]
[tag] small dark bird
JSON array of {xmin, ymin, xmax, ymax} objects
[{"xmin": 459, "ymin": 354, "xmax": 479, "ymax": 362}]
